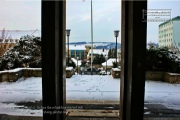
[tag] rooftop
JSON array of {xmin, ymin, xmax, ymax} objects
[
  {"xmin": 66, "ymin": 45, "xmax": 86, "ymax": 50},
  {"xmin": 102, "ymin": 58, "xmax": 119, "ymax": 66},
  {"xmin": 159, "ymin": 16, "xmax": 180, "ymax": 26},
  {"xmin": 87, "ymin": 49, "xmax": 109, "ymax": 56}
]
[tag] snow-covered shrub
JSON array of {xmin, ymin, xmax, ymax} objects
[
  {"xmin": 92, "ymin": 54, "xmax": 105, "ymax": 65},
  {"xmin": 0, "ymin": 35, "xmax": 41, "ymax": 70},
  {"xmin": 112, "ymin": 61, "xmax": 118, "ymax": 68},
  {"xmin": 146, "ymin": 46, "xmax": 180, "ymax": 73},
  {"xmin": 66, "ymin": 58, "xmax": 76, "ymax": 68}
]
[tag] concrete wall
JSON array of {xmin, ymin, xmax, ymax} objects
[
  {"xmin": 164, "ymin": 72, "xmax": 180, "ymax": 83},
  {"xmin": 146, "ymin": 71, "xmax": 180, "ymax": 84},
  {"xmin": 0, "ymin": 68, "xmax": 42, "ymax": 82},
  {"xmin": 66, "ymin": 69, "xmax": 74, "ymax": 78},
  {"xmin": 145, "ymin": 71, "xmax": 164, "ymax": 81},
  {"xmin": 110, "ymin": 70, "xmax": 180, "ymax": 83},
  {"xmin": 111, "ymin": 69, "xmax": 121, "ymax": 79}
]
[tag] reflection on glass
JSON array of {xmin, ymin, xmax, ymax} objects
[
  {"xmin": 0, "ymin": 0, "xmax": 42, "ymax": 118},
  {"xmin": 145, "ymin": 0, "xmax": 180, "ymax": 118}
]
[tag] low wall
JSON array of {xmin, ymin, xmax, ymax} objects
[
  {"xmin": 145, "ymin": 71, "xmax": 164, "ymax": 81},
  {"xmin": 0, "ymin": 68, "xmax": 42, "ymax": 82},
  {"xmin": 111, "ymin": 68, "xmax": 121, "ymax": 79},
  {"xmin": 110, "ymin": 70, "xmax": 180, "ymax": 83},
  {"xmin": 66, "ymin": 67, "xmax": 74, "ymax": 78},
  {"xmin": 164, "ymin": 72, "xmax": 180, "ymax": 84},
  {"xmin": 146, "ymin": 71, "xmax": 180, "ymax": 84},
  {"xmin": 93, "ymin": 64, "xmax": 102, "ymax": 69}
]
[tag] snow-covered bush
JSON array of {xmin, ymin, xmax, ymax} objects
[
  {"xmin": 92, "ymin": 54, "xmax": 105, "ymax": 65},
  {"xmin": 146, "ymin": 46, "xmax": 180, "ymax": 73},
  {"xmin": 0, "ymin": 35, "xmax": 41, "ymax": 70},
  {"xmin": 66, "ymin": 58, "xmax": 76, "ymax": 68}
]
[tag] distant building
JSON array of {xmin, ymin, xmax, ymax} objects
[
  {"xmin": 85, "ymin": 44, "xmax": 96, "ymax": 52},
  {"xmin": 87, "ymin": 49, "xmax": 108, "ymax": 60},
  {"xmin": 0, "ymin": 39, "xmax": 19, "ymax": 56},
  {"xmin": 102, "ymin": 58, "xmax": 120, "ymax": 70},
  {"xmin": 158, "ymin": 16, "xmax": 180, "ymax": 49},
  {"xmin": 66, "ymin": 45, "xmax": 87, "ymax": 60}
]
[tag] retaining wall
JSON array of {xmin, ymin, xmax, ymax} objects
[
  {"xmin": 110, "ymin": 70, "xmax": 180, "ymax": 83},
  {"xmin": 111, "ymin": 68, "xmax": 121, "ymax": 79},
  {"xmin": 0, "ymin": 68, "xmax": 42, "ymax": 82},
  {"xmin": 66, "ymin": 67, "xmax": 74, "ymax": 78},
  {"xmin": 146, "ymin": 71, "xmax": 180, "ymax": 84}
]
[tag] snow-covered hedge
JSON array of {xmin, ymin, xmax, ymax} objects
[{"xmin": 0, "ymin": 35, "xmax": 41, "ymax": 70}]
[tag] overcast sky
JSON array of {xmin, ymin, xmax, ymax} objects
[
  {"xmin": 0, "ymin": 0, "xmax": 179, "ymax": 43},
  {"xmin": 67, "ymin": 0, "xmax": 180, "ymax": 43},
  {"xmin": 0, "ymin": 0, "xmax": 41, "ymax": 30},
  {"xmin": 147, "ymin": 0, "xmax": 180, "ymax": 43}
]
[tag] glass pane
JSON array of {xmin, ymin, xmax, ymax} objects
[
  {"xmin": 145, "ymin": 0, "xmax": 180, "ymax": 118},
  {"xmin": 0, "ymin": 0, "xmax": 42, "ymax": 119},
  {"xmin": 66, "ymin": 0, "xmax": 121, "ymax": 117}
]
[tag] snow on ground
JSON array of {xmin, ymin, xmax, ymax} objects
[
  {"xmin": 0, "ymin": 68, "xmax": 42, "ymax": 74},
  {"xmin": 0, "ymin": 77, "xmax": 42, "ymax": 116},
  {"xmin": 145, "ymin": 80, "xmax": 180, "ymax": 110},
  {"xmin": 0, "ymin": 75, "xmax": 180, "ymax": 116},
  {"xmin": 0, "ymin": 77, "xmax": 42, "ymax": 103},
  {"xmin": 66, "ymin": 75, "xmax": 120, "ymax": 101},
  {"xmin": 0, "ymin": 102, "xmax": 42, "ymax": 116}
]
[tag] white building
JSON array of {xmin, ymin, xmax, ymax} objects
[
  {"xmin": 102, "ymin": 58, "xmax": 119, "ymax": 68},
  {"xmin": 158, "ymin": 16, "xmax": 180, "ymax": 49},
  {"xmin": 71, "ymin": 58, "xmax": 82, "ymax": 67},
  {"xmin": 66, "ymin": 45, "xmax": 86, "ymax": 59},
  {"xmin": 87, "ymin": 49, "xmax": 109, "ymax": 60}
]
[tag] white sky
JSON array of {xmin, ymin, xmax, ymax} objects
[
  {"xmin": 66, "ymin": 0, "xmax": 121, "ymax": 43},
  {"xmin": 0, "ymin": 0, "xmax": 179, "ymax": 43},
  {"xmin": 0, "ymin": 0, "xmax": 41, "ymax": 30},
  {"xmin": 67, "ymin": 0, "xmax": 180, "ymax": 43}
]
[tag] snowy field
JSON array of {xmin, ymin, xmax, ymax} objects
[{"xmin": 0, "ymin": 75, "xmax": 180, "ymax": 116}]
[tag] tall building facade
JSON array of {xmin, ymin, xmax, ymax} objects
[{"xmin": 158, "ymin": 16, "xmax": 180, "ymax": 49}]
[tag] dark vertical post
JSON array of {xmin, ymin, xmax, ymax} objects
[
  {"xmin": 106, "ymin": 61, "xmax": 107, "ymax": 74},
  {"xmin": 116, "ymin": 36, "xmax": 117, "ymax": 65},
  {"xmin": 55, "ymin": 1, "xmax": 66, "ymax": 120},
  {"xmin": 90, "ymin": 0, "xmax": 93, "ymax": 75},
  {"xmin": 42, "ymin": 1, "xmax": 66, "ymax": 120},
  {"xmin": 120, "ymin": 1, "xmax": 147, "ymax": 120},
  {"xmin": 68, "ymin": 36, "xmax": 69, "ymax": 67},
  {"xmin": 77, "ymin": 59, "xmax": 78, "ymax": 74},
  {"xmin": 114, "ymin": 30, "xmax": 119, "ymax": 67},
  {"xmin": 42, "ymin": 1, "xmax": 56, "ymax": 120}
]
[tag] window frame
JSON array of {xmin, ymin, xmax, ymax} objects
[{"xmin": 42, "ymin": 1, "xmax": 147, "ymax": 120}]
